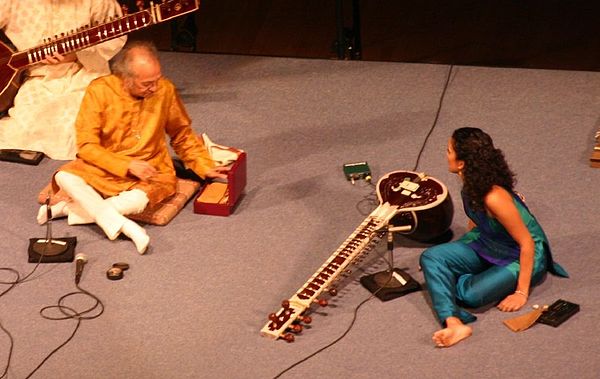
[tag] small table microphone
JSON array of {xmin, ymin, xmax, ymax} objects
[
  {"xmin": 75, "ymin": 253, "xmax": 88, "ymax": 284},
  {"xmin": 32, "ymin": 197, "xmax": 68, "ymax": 256}
]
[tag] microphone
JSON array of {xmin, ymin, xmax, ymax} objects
[
  {"xmin": 32, "ymin": 195, "xmax": 69, "ymax": 257},
  {"xmin": 75, "ymin": 253, "xmax": 88, "ymax": 284}
]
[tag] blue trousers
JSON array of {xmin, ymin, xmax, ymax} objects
[{"xmin": 419, "ymin": 241, "xmax": 548, "ymax": 325}]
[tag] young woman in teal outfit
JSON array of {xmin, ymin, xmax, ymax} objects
[{"xmin": 420, "ymin": 127, "xmax": 567, "ymax": 348}]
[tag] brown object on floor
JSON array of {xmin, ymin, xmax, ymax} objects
[
  {"xmin": 503, "ymin": 305, "xmax": 547, "ymax": 332},
  {"xmin": 590, "ymin": 147, "xmax": 600, "ymax": 168}
]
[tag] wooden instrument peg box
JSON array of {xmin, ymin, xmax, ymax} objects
[{"xmin": 193, "ymin": 151, "xmax": 246, "ymax": 216}]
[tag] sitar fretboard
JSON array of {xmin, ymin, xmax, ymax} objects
[
  {"xmin": 9, "ymin": 1, "xmax": 198, "ymax": 69},
  {"xmin": 293, "ymin": 207, "xmax": 394, "ymax": 302},
  {"xmin": 261, "ymin": 202, "xmax": 399, "ymax": 339}
]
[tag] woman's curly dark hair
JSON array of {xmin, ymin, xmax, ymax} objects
[{"xmin": 452, "ymin": 127, "xmax": 516, "ymax": 210}]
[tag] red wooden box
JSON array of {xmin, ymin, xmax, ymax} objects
[{"xmin": 193, "ymin": 151, "xmax": 246, "ymax": 216}]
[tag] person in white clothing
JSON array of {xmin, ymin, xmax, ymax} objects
[{"xmin": 0, "ymin": 0, "xmax": 126, "ymax": 160}]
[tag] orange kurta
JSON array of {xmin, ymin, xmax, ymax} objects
[{"xmin": 56, "ymin": 74, "xmax": 214, "ymax": 206}]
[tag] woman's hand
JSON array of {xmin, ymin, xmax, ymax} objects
[{"xmin": 497, "ymin": 292, "xmax": 528, "ymax": 312}]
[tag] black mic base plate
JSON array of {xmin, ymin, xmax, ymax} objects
[
  {"xmin": 28, "ymin": 237, "xmax": 77, "ymax": 263},
  {"xmin": 360, "ymin": 268, "xmax": 422, "ymax": 302}
]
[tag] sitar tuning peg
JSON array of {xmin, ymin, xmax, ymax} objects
[
  {"xmin": 282, "ymin": 333, "xmax": 295, "ymax": 343},
  {"xmin": 298, "ymin": 315, "xmax": 312, "ymax": 324},
  {"xmin": 314, "ymin": 298, "xmax": 328, "ymax": 307},
  {"xmin": 289, "ymin": 324, "xmax": 303, "ymax": 333}
]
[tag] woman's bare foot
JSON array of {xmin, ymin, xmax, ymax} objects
[{"xmin": 433, "ymin": 317, "xmax": 472, "ymax": 348}]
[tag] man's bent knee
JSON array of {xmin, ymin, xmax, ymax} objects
[{"xmin": 55, "ymin": 170, "xmax": 86, "ymax": 187}]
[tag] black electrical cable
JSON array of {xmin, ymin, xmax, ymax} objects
[
  {"xmin": 0, "ymin": 229, "xmax": 56, "ymax": 378},
  {"xmin": 0, "ymin": 304, "xmax": 16, "ymax": 379},
  {"xmin": 355, "ymin": 64, "xmax": 455, "ymax": 217},
  {"xmin": 0, "ymin": 232, "xmax": 104, "ymax": 378},
  {"xmin": 273, "ymin": 291, "xmax": 379, "ymax": 379},
  {"xmin": 355, "ymin": 179, "xmax": 378, "ymax": 216},
  {"xmin": 272, "ymin": 64, "xmax": 455, "ymax": 379},
  {"xmin": 412, "ymin": 65, "xmax": 454, "ymax": 172},
  {"xmin": 25, "ymin": 283, "xmax": 104, "ymax": 379}
]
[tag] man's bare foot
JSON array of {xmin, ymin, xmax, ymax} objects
[
  {"xmin": 36, "ymin": 201, "xmax": 68, "ymax": 224},
  {"xmin": 432, "ymin": 317, "xmax": 472, "ymax": 348}
]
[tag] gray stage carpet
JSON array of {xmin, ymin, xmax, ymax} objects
[{"xmin": 1, "ymin": 52, "xmax": 599, "ymax": 378}]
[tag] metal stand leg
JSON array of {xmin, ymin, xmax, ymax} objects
[
  {"xmin": 359, "ymin": 224, "xmax": 422, "ymax": 301},
  {"xmin": 170, "ymin": 14, "xmax": 198, "ymax": 52},
  {"xmin": 334, "ymin": 0, "xmax": 362, "ymax": 60}
]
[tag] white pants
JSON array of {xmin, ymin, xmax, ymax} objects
[{"xmin": 54, "ymin": 171, "xmax": 149, "ymax": 240}]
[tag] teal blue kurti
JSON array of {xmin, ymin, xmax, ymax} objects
[{"xmin": 420, "ymin": 191, "xmax": 567, "ymax": 325}]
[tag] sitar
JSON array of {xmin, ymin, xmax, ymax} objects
[
  {"xmin": 0, "ymin": 0, "xmax": 199, "ymax": 113},
  {"xmin": 260, "ymin": 170, "xmax": 453, "ymax": 342}
]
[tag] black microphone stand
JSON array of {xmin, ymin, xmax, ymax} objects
[
  {"xmin": 360, "ymin": 223, "xmax": 421, "ymax": 301},
  {"xmin": 28, "ymin": 196, "xmax": 77, "ymax": 263}
]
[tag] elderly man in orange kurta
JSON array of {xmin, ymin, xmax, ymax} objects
[{"xmin": 37, "ymin": 41, "xmax": 229, "ymax": 254}]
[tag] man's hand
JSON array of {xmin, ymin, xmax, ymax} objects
[
  {"xmin": 128, "ymin": 160, "xmax": 157, "ymax": 181},
  {"xmin": 205, "ymin": 166, "xmax": 231, "ymax": 180},
  {"xmin": 42, "ymin": 52, "xmax": 77, "ymax": 65}
]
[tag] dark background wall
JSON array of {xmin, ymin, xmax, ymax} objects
[{"xmin": 131, "ymin": 0, "xmax": 600, "ymax": 71}]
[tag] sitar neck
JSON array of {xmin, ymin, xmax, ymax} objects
[
  {"xmin": 260, "ymin": 202, "xmax": 399, "ymax": 339},
  {"xmin": 292, "ymin": 203, "xmax": 398, "ymax": 304},
  {"xmin": 9, "ymin": 0, "xmax": 199, "ymax": 69},
  {"xmin": 10, "ymin": 11, "xmax": 150, "ymax": 70}
]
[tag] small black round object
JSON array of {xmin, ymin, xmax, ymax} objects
[
  {"xmin": 106, "ymin": 267, "xmax": 123, "ymax": 280},
  {"xmin": 112, "ymin": 262, "xmax": 130, "ymax": 271}
]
